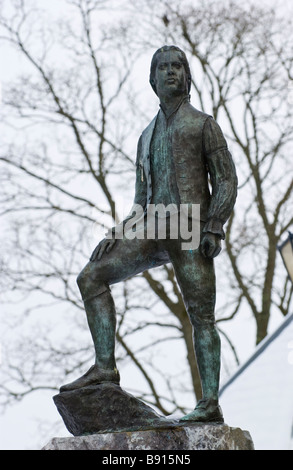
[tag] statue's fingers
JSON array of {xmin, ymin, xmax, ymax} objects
[
  {"xmin": 90, "ymin": 244, "xmax": 101, "ymax": 262},
  {"xmin": 97, "ymin": 242, "xmax": 108, "ymax": 260},
  {"xmin": 106, "ymin": 239, "xmax": 115, "ymax": 253},
  {"xmin": 211, "ymin": 245, "xmax": 221, "ymax": 258},
  {"xmin": 207, "ymin": 243, "xmax": 215, "ymax": 258},
  {"xmin": 201, "ymin": 240, "xmax": 210, "ymax": 258}
]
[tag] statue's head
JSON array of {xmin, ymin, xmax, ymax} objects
[{"xmin": 149, "ymin": 45, "xmax": 192, "ymax": 96}]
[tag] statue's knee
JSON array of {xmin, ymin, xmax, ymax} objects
[
  {"xmin": 76, "ymin": 264, "xmax": 108, "ymax": 300},
  {"xmin": 76, "ymin": 264, "xmax": 94, "ymax": 293},
  {"xmin": 188, "ymin": 302, "xmax": 216, "ymax": 331}
]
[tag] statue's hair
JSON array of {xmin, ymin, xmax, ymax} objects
[{"xmin": 149, "ymin": 45, "xmax": 192, "ymax": 95}]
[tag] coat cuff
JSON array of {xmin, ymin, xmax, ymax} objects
[{"xmin": 203, "ymin": 218, "xmax": 225, "ymax": 240}]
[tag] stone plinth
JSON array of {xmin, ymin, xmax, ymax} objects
[
  {"xmin": 53, "ymin": 383, "xmax": 177, "ymax": 436},
  {"xmin": 43, "ymin": 423, "xmax": 254, "ymax": 450}
]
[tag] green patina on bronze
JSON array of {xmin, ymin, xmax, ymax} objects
[{"xmin": 58, "ymin": 45, "xmax": 238, "ymax": 430}]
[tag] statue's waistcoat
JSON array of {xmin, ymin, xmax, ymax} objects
[{"xmin": 139, "ymin": 101, "xmax": 211, "ymax": 220}]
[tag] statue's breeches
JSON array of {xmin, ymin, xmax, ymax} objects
[{"xmin": 77, "ymin": 234, "xmax": 216, "ymax": 329}]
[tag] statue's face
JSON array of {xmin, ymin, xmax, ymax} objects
[{"xmin": 154, "ymin": 50, "xmax": 187, "ymax": 99}]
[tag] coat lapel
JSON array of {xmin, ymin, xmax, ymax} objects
[{"xmin": 141, "ymin": 113, "xmax": 158, "ymax": 170}]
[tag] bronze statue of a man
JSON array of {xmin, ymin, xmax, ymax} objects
[{"xmin": 60, "ymin": 46, "xmax": 238, "ymax": 423}]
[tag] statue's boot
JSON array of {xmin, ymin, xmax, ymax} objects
[
  {"xmin": 180, "ymin": 398, "xmax": 223, "ymax": 423},
  {"xmin": 60, "ymin": 364, "xmax": 120, "ymax": 392}
]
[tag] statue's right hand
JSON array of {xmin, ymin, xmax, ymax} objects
[{"xmin": 90, "ymin": 238, "xmax": 116, "ymax": 262}]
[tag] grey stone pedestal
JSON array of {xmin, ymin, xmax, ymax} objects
[{"xmin": 43, "ymin": 423, "xmax": 254, "ymax": 450}]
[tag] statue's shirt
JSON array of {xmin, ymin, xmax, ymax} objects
[{"xmin": 150, "ymin": 108, "xmax": 180, "ymax": 208}]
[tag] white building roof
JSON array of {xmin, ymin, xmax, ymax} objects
[{"xmin": 219, "ymin": 313, "xmax": 293, "ymax": 450}]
